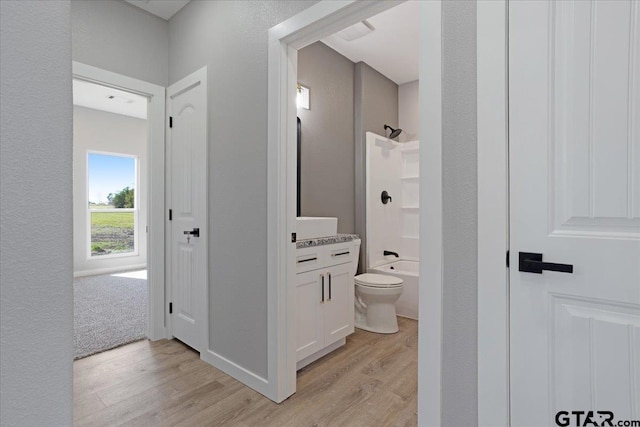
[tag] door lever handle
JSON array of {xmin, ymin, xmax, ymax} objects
[
  {"xmin": 183, "ymin": 228, "xmax": 200, "ymax": 237},
  {"xmin": 519, "ymin": 252, "xmax": 573, "ymax": 274}
]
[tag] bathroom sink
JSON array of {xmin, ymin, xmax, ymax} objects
[{"xmin": 296, "ymin": 217, "xmax": 338, "ymax": 240}]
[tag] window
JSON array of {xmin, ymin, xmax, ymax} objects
[{"xmin": 87, "ymin": 152, "xmax": 138, "ymax": 258}]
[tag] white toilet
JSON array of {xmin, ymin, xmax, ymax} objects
[{"xmin": 353, "ymin": 273, "xmax": 404, "ymax": 334}]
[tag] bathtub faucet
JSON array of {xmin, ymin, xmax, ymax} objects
[{"xmin": 384, "ymin": 250, "xmax": 399, "ymax": 258}]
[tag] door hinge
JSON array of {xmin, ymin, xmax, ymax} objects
[
  {"xmin": 506, "ymin": 250, "xmax": 510, "ymax": 268},
  {"xmin": 169, "ymin": 302, "xmax": 173, "ymax": 314},
  {"xmin": 291, "ymin": 232, "xmax": 297, "ymax": 243},
  {"xmin": 169, "ymin": 116, "xmax": 173, "ymax": 128},
  {"xmin": 169, "ymin": 209, "xmax": 172, "ymax": 221}
]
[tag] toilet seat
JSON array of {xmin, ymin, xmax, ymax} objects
[{"xmin": 355, "ymin": 273, "xmax": 403, "ymax": 288}]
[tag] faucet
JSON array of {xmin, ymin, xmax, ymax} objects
[{"xmin": 384, "ymin": 250, "xmax": 399, "ymax": 258}]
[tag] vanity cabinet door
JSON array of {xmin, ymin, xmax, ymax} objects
[
  {"xmin": 295, "ymin": 269, "xmax": 325, "ymax": 362},
  {"xmin": 322, "ymin": 262, "xmax": 355, "ymax": 346}
]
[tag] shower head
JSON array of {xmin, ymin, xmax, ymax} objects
[{"xmin": 384, "ymin": 124, "xmax": 403, "ymax": 140}]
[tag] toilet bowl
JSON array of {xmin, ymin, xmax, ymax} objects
[{"xmin": 354, "ymin": 273, "xmax": 404, "ymax": 334}]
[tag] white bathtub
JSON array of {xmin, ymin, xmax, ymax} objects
[{"xmin": 369, "ymin": 260, "xmax": 419, "ymax": 320}]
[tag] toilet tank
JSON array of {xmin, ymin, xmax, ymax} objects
[{"xmin": 351, "ymin": 239, "xmax": 361, "ymax": 276}]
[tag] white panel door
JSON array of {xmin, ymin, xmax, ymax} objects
[
  {"xmin": 168, "ymin": 67, "xmax": 207, "ymax": 352},
  {"xmin": 510, "ymin": 1, "xmax": 640, "ymax": 425},
  {"xmin": 323, "ymin": 263, "xmax": 355, "ymax": 345}
]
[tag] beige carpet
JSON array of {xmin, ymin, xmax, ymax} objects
[{"xmin": 73, "ymin": 270, "xmax": 147, "ymax": 359}]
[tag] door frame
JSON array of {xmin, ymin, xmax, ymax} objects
[
  {"xmin": 72, "ymin": 62, "xmax": 167, "ymax": 341},
  {"xmin": 477, "ymin": 1, "xmax": 510, "ymax": 425},
  {"xmin": 267, "ymin": 2, "xmax": 444, "ymax": 424}
]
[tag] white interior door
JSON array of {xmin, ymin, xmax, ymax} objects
[
  {"xmin": 167, "ymin": 67, "xmax": 207, "ymax": 352},
  {"xmin": 509, "ymin": 1, "xmax": 640, "ymax": 425}
]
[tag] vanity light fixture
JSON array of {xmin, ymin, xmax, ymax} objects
[{"xmin": 297, "ymin": 83, "xmax": 310, "ymax": 110}]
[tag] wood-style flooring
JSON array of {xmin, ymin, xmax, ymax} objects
[{"xmin": 73, "ymin": 317, "xmax": 418, "ymax": 426}]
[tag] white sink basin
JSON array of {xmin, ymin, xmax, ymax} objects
[{"xmin": 296, "ymin": 217, "xmax": 338, "ymax": 240}]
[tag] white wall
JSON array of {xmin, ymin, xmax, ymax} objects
[
  {"xmin": 366, "ymin": 132, "xmax": 420, "ymax": 266},
  {"xmin": 73, "ymin": 106, "xmax": 148, "ymax": 276},
  {"xmin": 168, "ymin": 0, "xmax": 319, "ymax": 380},
  {"xmin": 0, "ymin": 1, "xmax": 73, "ymax": 425},
  {"xmin": 399, "ymin": 80, "xmax": 420, "ymax": 142},
  {"xmin": 71, "ymin": 0, "xmax": 168, "ymax": 86}
]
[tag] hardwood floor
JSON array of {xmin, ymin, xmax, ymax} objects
[{"xmin": 74, "ymin": 317, "xmax": 417, "ymax": 426}]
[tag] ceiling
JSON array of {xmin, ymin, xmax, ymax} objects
[
  {"xmin": 124, "ymin": 0, "xmax": 190, "ymax": 20},
  {"xmin": 122, "ymin": 1, "xmax": 417, "ymax": 84},
  {"xmin": 73, "ymin": 79, "xmax": 148, "ymax": 120},
  {"xmin": 321, "ymin": 1, "xmax": 419, "ymax": 85}
]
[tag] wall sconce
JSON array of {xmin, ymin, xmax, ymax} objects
[{"xmin": 297, "ymin": 83, "xmax": 310, "ymax": 110}]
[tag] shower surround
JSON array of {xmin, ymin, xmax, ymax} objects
[{"xmin": 365, "ymin": 132, "xmax": 420, "ymax": 319}]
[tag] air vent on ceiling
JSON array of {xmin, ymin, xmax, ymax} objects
[{"xmin": 336, "ymin": 20, "xmax": 375, "ymax": 42}]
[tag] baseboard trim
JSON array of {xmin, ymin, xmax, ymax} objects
[
  {"xmin": 201, "ymin": 349, "xmax": 269, "ymax": 396},
  {"xmin": 73, "ymin": 264, "xmax": 147, "ymax": 278}
]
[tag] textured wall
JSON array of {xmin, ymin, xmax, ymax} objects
[
  {"xmin": 441, "ymin": 0, "xmax": 478, "ymax": 425},
  {"xmin": 354, "ymin": 62, "xmax": 399, "ymax": 271},
  {"xmin": 73, "ymin": 106, "xmax": 148, "ymax": 276},
  {"xmin": 168, "ymin": 0, "xmax": 318, "ymax": 379},
  {"xmin": 297, "ymin": 42, "xmax": 355, "ymax": 234},
  {"xmin": 0, "ymin": 1, "xmax": 74, "ymax": 425},
  {"xmin": 71, "ymin": 0, "xmax": 169, "ymax": 86},
  {"xmin": 399, "ymin": 80, "xmax": 420, "ymax": 142}
]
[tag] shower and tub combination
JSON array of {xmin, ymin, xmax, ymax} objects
[{"xmin": 361, "ymin": 131, "xmax": 420, "ymax": 321}]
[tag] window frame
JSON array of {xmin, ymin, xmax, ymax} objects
[{"xmin": 86, "ymin": 150, "xmax": 140, "ymax": 260}]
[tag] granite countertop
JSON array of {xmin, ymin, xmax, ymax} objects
[{"xmin": 296, "ymin": 234, "xmax": 360, "ymax": 249}]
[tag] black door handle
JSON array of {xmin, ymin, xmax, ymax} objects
[
  {"xmin": 519, "ymin": 252, "xmax": 573, "ymax": 274},
  {"xmin": 183, "ymin": 228, "xmax": 200, "ymax": 237}
]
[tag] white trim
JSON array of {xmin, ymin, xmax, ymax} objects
[
  {"xmin": 201, "ymin": 350, "xmax": 269, "ymax": 396},
  {"xmin": 477, "ymin": 1, "xmax": 510, "ymax": 426},
  {"xmin": 73, "ymin": 264, "xmax": 147, "ymax": 278},
  {"xmin": 72, "ymin": 62, "xmax": 167, "ymax": 341},
  {"xmin": 418, "ymin": 1, "xmax": 443, "ymax": 426},
  {"xmin": 267, "ymin": 1, "xmax": 444, "ymax": 417}
]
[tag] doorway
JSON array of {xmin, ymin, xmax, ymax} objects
[
  {"xmin": 72, "ymin": 62, "xmax": 167, "ymax": 343},
  {"xmin": 267, "ymin": 3, "xmax": 443, "ymax": 423},
  {"xmin": 72, "ymin": 80, "xmax": 149, "ymax": 357}
]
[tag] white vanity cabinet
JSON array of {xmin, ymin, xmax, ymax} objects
[{"xmin": 295, "ymin": 241, "xmax": 356, "ymax": 369}]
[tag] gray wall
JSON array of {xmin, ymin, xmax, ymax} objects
[
  {"xmin": 297, "ymin": 42, "xmax": 355, "ymax": 234},
  {"xmin": 0, "ymin": 1, "xmax": 481, "ymax": 424},
  {"xmin": 354, "ymin": 62, "xmax": 399, "ymax": 271},
  {"xmin": 0, "ymin": 1, "xmax": 73, "ymax": 425},
  {"xmin": 441, "ymin": 1, "xmax": 478, "ymax": 425},
  {"xmin": 399, "ymin": 80, "xmax": 420, "ymax": 142},
  {"xmin": 71, "ymin": 0, "xmax": 169, "ymax": 86},
  {"xmin": 168, "ymin": 0, "xmax": 318, "ymax": 379}
]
